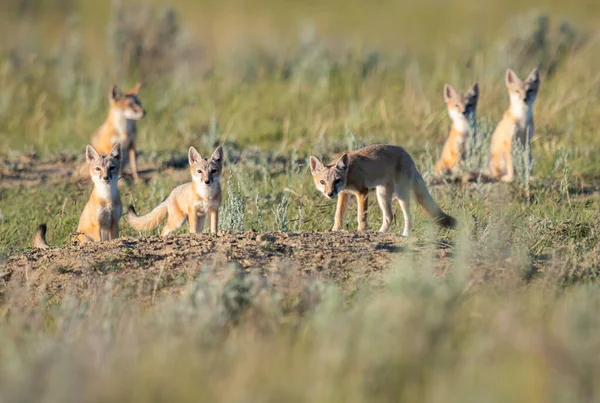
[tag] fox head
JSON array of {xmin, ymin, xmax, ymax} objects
[
  {"xmin": 189, "ymin": 146, "xmax": 224, "ymax": 196},
  {"xmin": 86, "ymin": 143, "xmax": 121, "ymax": 185},
  {"xmin": 443, "ymin": 83, "xmax": 478, "ymax": 132},
  {"xmin": 109, "ymin": 83, "xmax": 145, "ymax": 121},
  {"xmin": 505, "ymin": 68, "xmax": 541, "ymax": 110},
  {"xmin": 309, "ymin": 154, "xmax": 349, "ymax": 199}
]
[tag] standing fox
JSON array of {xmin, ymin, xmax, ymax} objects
[
  {"xmin": 127, "ymin": 146, "xmax": 224, "ymax": 236},
  {"xmin": 91, "ymin": 83, "xmax": 145, "ymax": 183},
  {"xmin": 33, "ymin": 144, "xmax": 123, "ymax": 248},
  {"xmin": 435, "ymin": 83, "xmax": 479, "ymax": 175},
  {"xmin": 488, "ymin": 68, "xmax": 541, "ymax": 182},
  {"xmin": 310, "ymin": 144, "xmax": 457, "ymax": 236}
]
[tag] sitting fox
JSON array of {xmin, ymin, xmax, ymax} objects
[
  {"xmin": 91, "ymin": 83, "xmax": 145, "ymax": 183},
  {"xmin": 310, "ymin": 144, "xmax": 457, "ymax": 236},
  {"xmin": 487, "ymin": 68, "xmax": 541, "ymax": 182},
  {"xmin": 435, "ymin": 83, "xmax": 479, "ymax": 175},
  {"xmin": 33, "ymin": 144, "xmax": 123, "ymax": 248},
  {"xmin": 127, "ymin": 146, "xmax": 223, "ymax": 236}
]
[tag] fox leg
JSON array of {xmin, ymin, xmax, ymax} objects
[
  {"xmin": 500, "ymin": 151, "xmax": 514, "ymax": 182},
  {"xmin": 129, "ymin": 145, "xmax": 140, "ymax": 183},
  {"xmin": 376, "ymin": 183, "xmax": 394, "ymax": 232},
  {"xmin": 394, "ymin": 179, "xmax": 412, "ymax": 237},
  {"xmin": 332, "ymin": 192, "xmax": 349, "ymax": 231},
  {"xmin": 161, "ymin": 209, "xmax": 186, "ymax": 236},
  {"xmin": 356, "ymin": 192, "xmax": 368, "ymax": 231},
  {"xmin": 188, "ymin": 208, "xmax": 199, "ymax": 234},
  {"xmin": 110, "ymin": 220, "xmax": 119, "ymax": 239},
  {"xmin": 209, "ymin": 210, "xmax": 218, "ymax": 233}
]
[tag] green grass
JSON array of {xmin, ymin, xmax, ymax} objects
[{"xmin": 1, "ymin": 1, "xmax": 600, "ymax": 401}]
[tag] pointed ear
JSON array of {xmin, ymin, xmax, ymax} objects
[
  {"xmin": 210, "ymin": 146, "xmax": 224, "ymax": 165},
  {"xmin": 110, "ymin": 85, "xmax": 122, "ymax": 101},
  {"xmin": 505, "ymin": 69, "xmax": 519, "ymax": 86},
  {"xmin": 467, "ymin": 82, "xmax": 479, "ymax": 101},
  {"xmin": 188, "ymin": 146, "xmax": 202, "ymax": 166},
  {"xmin": 443, "ymin": 84, "xmax": 457, "ymax": 102},
  {"xmin": 526, "ymin": 68, "xmax": 540, "ymax": 84},
  {"xmin": 309, "ymin": 156, "xmax": 324, "ymax": 173},
  {"xmin": 336, "ymin": 154, "xmax": 349, "ymax": 172},
  {"xmin": 127, "ymin": 82, "xmax": 141, "ymax": 95},
  {"xmin": 110, "ymin": 143, "xmax": 121, "ymax": 160},
  {"xmin": 86, "ymin": 145, "xmax": 100, "ymax": 164}
]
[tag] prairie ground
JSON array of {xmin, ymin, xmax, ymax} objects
[{"xmin": 0, "ymin": 1, "xmax": 600, "ymax": 402}]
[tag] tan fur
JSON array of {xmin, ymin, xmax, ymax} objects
[
  {"xmin": 488, "ymin": 68, "xmax": 541, "ymax": 182},
  {"xmin": 435, "ymin": 83, "xmax": 479, "ymax": 175},
  {"xmin": 33, "ymin": 144, "xmax": 122, "ymax": 248},
  {"xmin": 91, "ymin": 83, "xmax": 145, "ymax": 183},
  {"xmin": 310, "ymin": 144, "xmax": 457, "ymax": 236},
  {"xmin": 127, "ymin": 146, "xmax": 224, "ymax": 236}
]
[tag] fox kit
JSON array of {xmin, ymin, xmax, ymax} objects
[
  {"xmin": 435, "ymin": 83, "xmax": 479, "ymax": 175},
  {"xmin": 310, "ymin": 144, "xmax": 457, "ymax": 236},
  {"xmin": 33, "ymin": 144, "xmax": 123, "ymax": 248},
  {"xmin": 91, "ymin": 83, "xmax": 145, "ymax": 183},
  {"xmin": 127, "ymin": 146, "xmax": 223, "ymax": 236},
  {"xmin": 488, "ymin": 68, "xmax": 541, "ymax": 182}
]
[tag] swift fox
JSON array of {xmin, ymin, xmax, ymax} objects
[
  {"xmin": 310, "ymin": 144, "xmax": 457, "ymax": 236},
  {"xmin": 435, "ymin": 83, "xmax": 479, "ymax": 175},
  {"xmin": 488, "ymin": 68, "xmax": 541, "ymax": 182},
  {"xmin": 33, "ymin": 144, "xmax": 123, "ymax": 248},
  {"xmin": 91, "ymin": 83, "xmax": 145, "ymax": 183},
  {"xmin": 127, "ymin": 146, "xmax": 223, "ymax": 236}
]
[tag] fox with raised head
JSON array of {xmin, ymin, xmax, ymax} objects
[
  {"xmin": 487, "ymin": 68, "xmax": 541, "ymax": 182},
  {"xmin": 310, "ymin": 144, "xmax": 457, "ymax": 236},
  {"xmin": 91, "ymin": 83, "xmax": 145, "ymax": 183},
  {"xmin": 33, "ymin": 144, "xmax": 123, "ymax": 248},
  {"xmin": 435, "ymin": 83, "xmax": 479, "ymax": 175},
  {"xmin": 127, "ymin": 146, "xmax": 223, "ymax": 236}
]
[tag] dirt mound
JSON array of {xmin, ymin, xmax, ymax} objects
[{"xmin": 1, "ymin": 232, "xmax": 434, "ymax": 304}]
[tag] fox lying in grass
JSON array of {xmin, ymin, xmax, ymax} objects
[
  {"xmin": 435, "ymin": 83, "xmax": 479, "ymax": 175},
  {"xmin": 487, "ymin": 68, "xmax": 541, "ymax": 182},
  {"xmin": 33, "ymin": 144, "xmax": 123, "ymax": 248},
  {"xmin": 310, "ymin": 144, "xmax": 457, "ymax": 236},
  {"xmin": 91, "ymin": 83, "xmax": 145, "ymax": 183},
  {"xmin": 127, "ymin": 146, "xmax": 223, "ymax": 236}
]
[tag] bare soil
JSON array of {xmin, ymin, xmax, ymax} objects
[{"xmin": 1, "ymin": 232, "xmax": 448, "ymax": 304}]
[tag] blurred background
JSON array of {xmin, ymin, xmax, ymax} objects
[{"xmin": 0, "ymin": 0, "xmax": 598, "ymax": 160}]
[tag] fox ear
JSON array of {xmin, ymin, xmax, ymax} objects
[
  {"xmin": 336, "ymin": 154, "xmax": 349, "ymax": 172},
  {"xmin": 127, "ymin": 82, "xmax": 141, "ymax": 95},
  {"xmin": 210, "ymin": 146, "xmax": 223, "ymax": 165},
  {"xmin": 443, "ymin": 84, "xmax": 457, "ymax": 102},
  {"xmin": 309, "ymin": 156, "xmax": 324, "ymax": 173},
  {"xmin": 86, "ymin": 145, "xmax": 100, "ymax": 164},
  {"xmin": 110, "ymin": 85, "xmax": 122, "ymax": 101},
  {"xmin": 188, "ymin": 146, "xmax": 202, "ymax": 166},
  {"xmin": 467, "ymin": 82, "xmax": 479, "ymax": 101},
  {"xmin": 110, "ymin": 143, "xmax": 121, "ymax": 160},
  {"xmin": 526, "ymin": 68, "xmax": 540, "ymax": 85},
  {"xmin": 505, "ymin": 69, "xmax": 519, "ymax": 86}
]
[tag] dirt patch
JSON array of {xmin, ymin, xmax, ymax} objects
[{"xmin": 1, "ymin": 232, "xmax": 443, "ymax": 304}]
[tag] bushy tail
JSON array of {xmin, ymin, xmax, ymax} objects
[
  {"xmin": 32, "ymin": 224, "xmax": 51, "ymax": 249},
  {"xmin": 412, "ymin": 171, "xmax": 458, "ymax": 229},
  {"xmin": 127, "ymin": 201, "xmax": 168, "ymax": 231}
]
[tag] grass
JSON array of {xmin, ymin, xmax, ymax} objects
[{"xmin": 1, "ymin": 1, "xmax": 600, "ymax": 401}]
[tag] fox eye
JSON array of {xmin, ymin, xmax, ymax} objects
[
  {"xmin": 197, "ymin": 170, "xmax": 202, "ymax": 174},
  {"xmin": 109, "ymin": 166, "xmax": 115, "ymax": 170},
  {"xmin": 210, "ymin": 169, "xmax": 217, "ymax": 174},
  {"xmin": 334, "ymin": 178, "xmax": 341, "ymax": 184},
  {"xmin": 319, "ymin": 180, "xmax": 325, "ymax": 185},
  {"xmin": 95, "ymin": 167, "xmax": 101, "ymax": 171}
]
